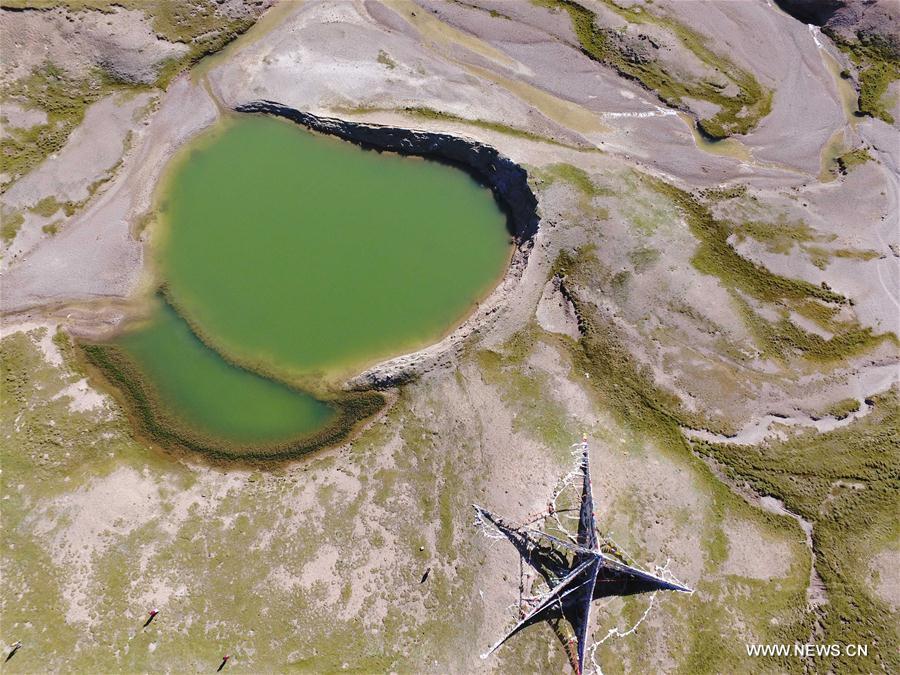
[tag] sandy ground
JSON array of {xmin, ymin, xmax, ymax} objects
[
  {"xmin": 0, "ymin": 6, "xmax": 187, "ymax": 85},
  {"xmin": 2, "ymin": 91, "xmax": 156, "ymax": 263},
  {"xmin": 1, "ymin": 76, "xmax": 217, "ymax": 311}
]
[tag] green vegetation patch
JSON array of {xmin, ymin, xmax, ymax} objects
[
  {"xmin": 1, "ymin": 210, "xmax": 24, "ymax": 243},
  {"xmin": 41, "ymin": 219, "xmax": 62, "ymax": 236},
  {"xmin": 835, "ymin": 147, "xmax": 873, "ymax": 174},
  {"xmin": 643, "ymin": 174, "xmax": 844, "ymax": 305},
  {"xmin": 734, "ymin": 294, "xmax": 888, "ymax": 363},
  {"xmin": 825, "ymin": 397, "xmax": 861, "ymax": 420},
  {"xmin": 0, "ymin": 63, "xmax": 134, "ymax": 188},
  {"xmin": 535, "ymin": 0, "xmax": 772, "ymax": 138},
  {"xmin": 638, "ymin": 173, "xmax": 892, "ymax": 361},
  {"xmin": 692, "ymin": 390, "xmax": 900, "ymax": 672},
  {"xmin": 400, "ymin": 106, "xmax": 590, "ymax": 150},
  {"xmin": 699, "ymin": 185, "xmax": 748, "ymax": 201},
  {"xmin": 733, "ymin": 218, "xmax": 820, "ymax": 255},
  {"xmin": 151, "ymin": 7, "xmax": 256, "ymax": 89},
  {"xmin": 0, "ymin": 2, "xmax": 263, "ymax": 189},
  {"xmin": 731, "ymin": 218, "xmax": 879, "ymax": 270},
  {"xmin": 2, "ymin": 1, "xmax": 261, "ymax": 86},
  {"xmin": 29, "ymin": 195, "xmax": 63, "ymax": 217},
  {"xmin": 477, "ymin": 333, "xmax": 579, "ymax": 455},
  {"xmin": 537, "ymin": 163, "xmax": 612, "ymax": 219},
  {"xmin": 827, "ymin": 30, "xmax": 900, "ymax": 124},
  {"xmin": 376, "ymin": 49, "xmax": 397, "ymax": 69},
  {"xmin": 628, "ymin": 245, "xmax": 660, "ymax": 272}
]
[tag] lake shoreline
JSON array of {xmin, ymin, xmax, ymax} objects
[{"xmin": 64, "ymin": 109, "xmax": 542, "ymax": 463}]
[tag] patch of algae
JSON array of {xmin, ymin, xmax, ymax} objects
[
  {"xmin": 535, "ymin": 0, "xmax": 772, "ymax": 138},
  {"xmin": 693, "ymin": 389, "xmax": 900, "ymax": 673}
]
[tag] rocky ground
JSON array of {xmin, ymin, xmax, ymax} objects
[{"xmin": 1, "ymin": 1, "xmax": 898, "ymax": 673}]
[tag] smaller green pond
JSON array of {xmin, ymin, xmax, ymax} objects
[{"xmin": 114, "ymin": 299, "xmax": 334, "ymax": 445}]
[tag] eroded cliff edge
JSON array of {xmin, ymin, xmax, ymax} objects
[{"xmin": 234, "ymin": 101, "xmax": 540, "ymax": 244}]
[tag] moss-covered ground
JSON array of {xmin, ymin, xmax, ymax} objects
[
  {"xmin": 826, "ymin": 30, "xmax": 900, "ymax": 124},
  {"xmin": 0, "ymin": 1, "xmax": 262, "ymax": 189},
  {"xmin": 535, "ymin": 0, "xmax": 772, "ymax": 139},
  {"xmin": 693, "ymin": 390, "xmax": 900, "ymax": 673},
  {"xmin": 1, "ymin": 287, "xmax": 822, "ymax": 673}
]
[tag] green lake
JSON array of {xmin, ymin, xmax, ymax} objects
[
  {"xmin": 159, "ymin": 114, "xmax": 511, "ymax": 381},
  {"xmin": 105, "ymin": 114, "xmax": 512, "ymax": 450}
]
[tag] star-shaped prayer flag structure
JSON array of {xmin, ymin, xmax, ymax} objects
[{"xmin": 474, "ymin": 438, "xmax": 691, "ymax": 674}]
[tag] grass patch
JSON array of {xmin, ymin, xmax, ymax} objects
[
  {"xmin": 692, "ymin": 390, "xmax": 900, "ymax": 672},
  {"xmin": 642, "ymin": 174, "xmax": 845, "ymax": 305},
  {"xmin": 377, "ymin": 49, "xmax": 397, "ymax": 69},
  {"xmin": 1, "ymin": 210, "xmax": 24, "ymax": 243},
  {"xmin": 827, "ymin": 30, "xmax": 900, "ymax": 124},
  {"xmin": 538, "ymin": 163, "xmax": 612, "ymax": 219},
  {"xmin": 476, "ymin": 332, "xmax": 579, "ymax": 454},
  {"xmin": 41, "ymin": 220, "xmax": 62, "ymax": 236},
  {"xmin": 628, "ymin": 246, "xmax": 659, "ymax": 272},
  {"xmin": 29, "ymin": 195, "xmax": 63, "ymax": 217},
  {"xmin": 734, "ymin": 294, "xmax": 889, "ymax": 363},
  {"xmin": 0, "ymin": 2, "xmax": 264, "ymax": 188},
  {"xmin": 835, "ymin": 147, "xmax": 873, "ymax": 174},
  {"xmin": 699, "ymin": 185, "xmax": 747, "ymax": 201},
  {"xmin": 732, "ymin": 219, "xmax": 820, "ymax": 255},
  {"xmin": 825, "ymin": 397, "xmax": 860, "ymax": 420},
  {"xmin": 400, "ymin": 106, "xmax": 588, "ymax": 149},
  {"xmin": 539, "ymin": 163, "xmax": 612, "ymax": 197},
  {"xmin": 0, "ymin": 63, "xmax": 134, "ymax": 188},
  {"xmin": 448, "ymin": 0, "xmax": 512, "ymax": 20},
  {"xmin": 535, "ymin": 0, "xmax": 772, "ymax": 138},
  {"xmin": 732, "ymin": 219, "xmax": 878, "ymax": 270}
]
